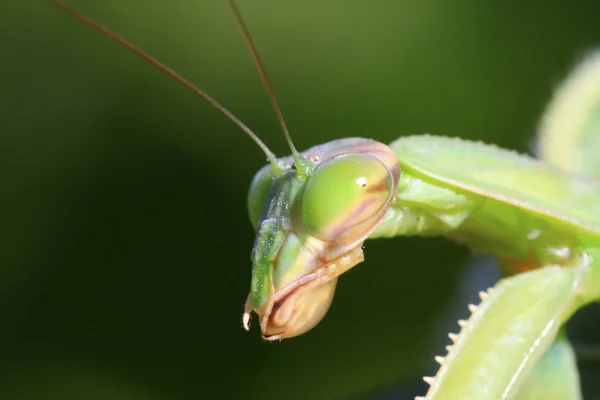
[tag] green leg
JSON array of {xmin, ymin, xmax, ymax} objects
[
  {"xmin": 537, "ymin": 50, "xmax": 600, "ymax": 176},
  {"xmin": 513, "ymin": 332, "xmax": 581, "ymax": 400},
  {"xmin": 421, "ymin": 249, "xmax": 600, "ymax": 400}
]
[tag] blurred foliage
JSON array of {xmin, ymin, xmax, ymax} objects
[{"xmin": 1, "ymin": 0, "xmax": 600, "ymax": 399}]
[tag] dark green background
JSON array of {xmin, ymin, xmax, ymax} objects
[{"xmin": 2, "ymin": 1, "xmax": 600, "ymax": 399}]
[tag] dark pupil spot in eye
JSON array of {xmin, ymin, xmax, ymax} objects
[{"xmin": 291, "ymin": 164, "xmax": 296, "ymax": 170}]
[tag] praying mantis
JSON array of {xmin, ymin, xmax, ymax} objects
[{"xmin": 52, "ymin": 1, "xmax": 600, "ymax": 399}]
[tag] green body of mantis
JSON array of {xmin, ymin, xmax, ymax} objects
[
  {"xmin": 243, "ymin": 69, "xmax": 600, "ymax": 399},
  {"xmin": 54, "ymin": 1, "xmax": 600, "ymax": 399}
]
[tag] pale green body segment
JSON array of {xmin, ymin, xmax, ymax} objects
[
  {"xmin": 366, "ymin": 135, "xmax": 600, "ymax": 399},
  {"xmin": 538, "ymin": 50, "xmax": 600, "ymax": 176},
  {"xmin": 367, "ymin": 49, "xmax": 600, "ymax": 399},
  {"xmin": 373, "ymin": 136, "xmax": 600, "ymax": 257},
  {"xmin": 390, "ymin": 135, "xmax": 600, "ymax": 231},
  {"xmin": 514, "ymin": 334, "xmax": 581, "ymax": 400},
  {"xmin": 374, "ymin": 52, "xmax": 600, "ymax": 400}
]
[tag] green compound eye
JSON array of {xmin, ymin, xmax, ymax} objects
[{"xmin": 301, "ymin": 153, "xmax": 393, "ymax": 241}]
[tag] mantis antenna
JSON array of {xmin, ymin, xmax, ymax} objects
[
  {"xmin": 226, "ymin": 0, "xmax": 308, "ymax": 176},
  {"xmin": 51, "ymin": 0, "xmax": 287, "ymax": 175}
]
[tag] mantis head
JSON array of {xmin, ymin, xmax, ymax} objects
[
  {"xmin": 50, "ymin": 0, "xmax": 399, "ymax": 341},
  {"xmin": 243, "ymin": 139, "xmax": 400, "ymax": 340}
]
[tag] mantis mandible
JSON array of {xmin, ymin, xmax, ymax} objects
[{"xmin": 53, "ymin": 1, "xmax": 600, "ymax": 399}]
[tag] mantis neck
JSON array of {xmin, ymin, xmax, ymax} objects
[{"xmin": 369, "ymin": 168, "xmax": 586, "ymax": 274}]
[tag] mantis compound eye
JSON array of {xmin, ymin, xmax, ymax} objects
[{"xmin": 301, "ymin": 153, "xmax": 394, "ymax": 241}]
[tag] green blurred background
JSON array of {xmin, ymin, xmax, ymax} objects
[{"xmin": 2, "ymin": 1, "xmax": 600, "ymax": 399}]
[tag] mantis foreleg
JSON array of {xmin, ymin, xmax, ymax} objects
[
  {"xmin": 422, "ymin": 249, "xmax": 600, "ymax": 400},
  {"xmin": 512, "ymin": 331, "xmax": 581, "ymax": 400}
]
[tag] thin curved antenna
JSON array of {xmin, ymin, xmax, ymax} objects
[
  {"xmin": 227, "ymin": 0, "xmax": 308, "ymax": 175},
  {"xmin": 51, "ymin": 0, "xmax": 283, "ymax": 174}
]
